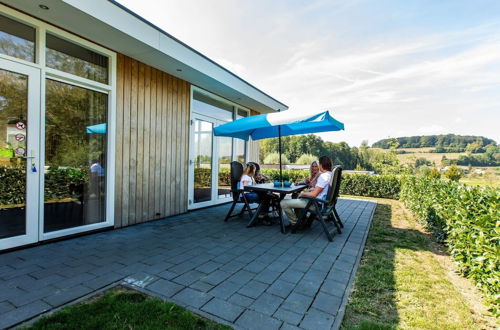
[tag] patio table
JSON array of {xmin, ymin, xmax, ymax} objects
[{"xmin": 244, "ymin": 183, "xmax": 307, "ymax": 233}]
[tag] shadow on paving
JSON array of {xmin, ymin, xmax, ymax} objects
[{"xmin": 0, "ymin": 198, "xmax": 376, "ymax": 330}]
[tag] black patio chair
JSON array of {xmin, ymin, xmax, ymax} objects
[
  {"xmin": 224, "ymin": 161, "xmax": 255, "ymax": 221},
  {"xmin": 294, "ymin": 166, "xmax": 344, "ymax": 241}
]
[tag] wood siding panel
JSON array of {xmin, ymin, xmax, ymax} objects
[{"xmin": 115, "ymin": 55, "xmax": 190, "ymax": 226}]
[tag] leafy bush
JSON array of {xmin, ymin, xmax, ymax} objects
[
  {"xmin": 340, "ymin": 174, "xmax": 401, "ymax": 199},
  {"xmin": 263, "ymin": 153, "xmax": 290, "ymax": 165},
  {"xmin": 0, "ymin": 166, "xmax": 87, "ymax": 205},
  {"xmin": 444, "ymin": 164, "xmax": 462, "ymax": 181},
  {"xmin": 401, "ymin": 176, "xmax": 500, "ymax": 313},
  {"xmin": 295, "ymin": 154, "xmax": 317, "ymax": 165}
]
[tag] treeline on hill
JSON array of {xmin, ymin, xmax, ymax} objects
[
  {"xmin": 259, "ymin": 135, "xmax": 402, "ymax": 173},
  {"xmin": 372, "ymin": 134, "xmax": 497, "ymax": 152}
]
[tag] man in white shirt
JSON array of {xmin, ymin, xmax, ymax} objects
[{"xmin": 280, "ymin": 156, "xmax": 333, "ymax": 226}]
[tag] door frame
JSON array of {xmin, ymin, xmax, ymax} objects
[
  {"xmin": 0, "ymin": 58, "xmax": 41, "ymax": 250},
  {"xmin": 0, "ymin": 4, "xmax": 117, "ymax": 248}
]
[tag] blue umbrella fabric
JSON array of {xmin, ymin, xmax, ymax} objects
[
  {"xmin": 213, "ymin": 110, "xmax": 344, "ymax": 140},
  {"xmin": 86, "ymin": 123, "xmax": 106, "ymax": 134}
]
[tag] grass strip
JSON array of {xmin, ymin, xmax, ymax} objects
[
  {"xmin": 26, "ymin": 287, "xmax": 231, "ymax": 330},
  {"xmin": 342, "ymin": 198, "xmax": 489, "ymax": 329}
]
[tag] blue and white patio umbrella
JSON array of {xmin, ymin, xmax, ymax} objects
[{"xmin": 214, "ymin": 110, "xmax": 344, "ymax": 181}]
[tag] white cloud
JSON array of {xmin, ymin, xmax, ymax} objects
[{"xmin": 118, "ymin": 0, "xmax": 500, "ymax": 146}]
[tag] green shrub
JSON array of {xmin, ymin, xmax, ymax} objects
[
  {"xmin": 263, "ymin": 153, "xmax": 289, "ymax": 165},
  {"xmin": 444, "ymin": 164, "xmax": 462, "ymax": 181},
  {"xmin": 0, "ymin": 166, "xmax": 87, "ymax": 205},
  {"xmin": 340, "ymin": 174, "xmax": 401, "ymax": 199},
  {"xmin": 401, "ymin": 176, "xmax": 500, "ymax": 313},
  {"xmin": 295, "ymin": 154, "xmax": 317, "ymax": 165}
]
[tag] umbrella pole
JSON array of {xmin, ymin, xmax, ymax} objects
[{"xmin": 278, "ymin": 124, "xmax": 283, "ymax": 185}]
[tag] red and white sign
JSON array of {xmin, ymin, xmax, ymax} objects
[
  {"xmin": 15, "ymin": 133, "xmax": 25, "ymax": 142},
  {"xmin": 15, "ymin": 147, "xmax": 26, "ymax": 156},
  {"xmin": 15, "ymin": 121, "xmax": 26, "ymax": 130}
]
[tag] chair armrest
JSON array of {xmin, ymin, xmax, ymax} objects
[{"xmin": 300, "ymin": 196, "xmax": 328, "ymax": 204}]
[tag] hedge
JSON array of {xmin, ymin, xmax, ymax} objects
[
  {"xmin": 0, "ymin": 166, "xmax": 87, "ymax": 205},
  {"xmin": 401, "ymin": 176, "xmax": 500, "ymax": 313},
  {"xmin": 340, "ymin": 173, "xmax": 401, "ymax": 199}
]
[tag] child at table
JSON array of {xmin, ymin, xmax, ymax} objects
[{"xmin": 239, "ymin": 164, "xmax": 273, "ymax": 224}]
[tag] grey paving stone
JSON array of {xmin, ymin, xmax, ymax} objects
[
  {"xmin": 280, "ymin": 323, "xmax": 302, "ymax": 330},
  {"xmin": 279, "ymin": 269, "xmax": 305, "ymax": 284},
  {"xmin": 244, "ymin": 261, "xmax": 268, "ymax": 273},
  {"xmin": 281, "ymin": 292, "xmax": 314, "ymax": 312},
  {"xmin": 228, "ymin": 293, "xmax": 254, "ymax": 307},
  {"xmin": 83, "ymin": 272, "xmax": 124, "ymax": 290},
  {"xmin": 196, "ymin": 261, "xmax": 222, "ymax": 274},
  {"xmin": 219, "ymin": 260, "xmax": 247, "ymax": 274},
  {"xmin": 236, "ymin": 309, "xmax": 282, "ymax": 330},
  {"xmin": 238, "ymin": 280, "xmax": 268, "ymax": 299},
  {"xmin": 266, "ymin": 279, "xmax": 295, "ymax": 298},
  {"xmin": 0, "ymin": 300, "xmax": 51, "ymax": 329},
  {"xmin": 257, "ymin": 268, "xmax": 281, "ymax": 284},
  {"xmin": 312, "ymin": 292, "xmax": 342, "ymax": 315},
  {"xmin": 52, "ymin": 272, "xmax": 96, "ymax": 290},
  {"xmin": 189, "ymin": 280, "xmax": 214, "ymax": 292},
  {"xmin": 0, "ymin": 301, "xmax": 15, "ymax": 314},
  {"xmin": 274, "ymin": 307, "xmax": 304, "ymax": 325},
  {"xmin": 172, "ymin": 287, "xmax": 213, "ymax": 308},
  {"xmin": 146, "ymin": 279, "xmax": 183, "ymax": 298},
  {"xmin": 43, "ymin": 285, "xmax": 94, "ymax": 307},
  {"xmin": 294, "ymin": 279, "xmax": 322, "ymax": 297},
  {"xmin": 319, "ymin": 279, "xmax": 346, "ymax": 298},
  {"xmin": 228, "ymin": 269, "xmax": 255, "ymax": 285},
  {"xmin": 201, "ymin": 270, "xmax": 232, "ymax": 286},
  {"xmin": 157, "ymin": 270, "xmax": 177, "ymax": 280},
  {"xmin": 201, "ymin": 298, "xmax": 244, "ymax": 322},
  {"xmin": 299, "ymin": 308, "xmax": 335, "ymax": 330},
  {"xmin": 250, "ymin": 292, "xmax": 283, "ymax": 315},
  {"xmin": 208, "ymin": 280, "xmax": 242, "ymax": 300},
  {"xmin": 172, "ymin": 270, "xmax": 206, "ymax": 286}
]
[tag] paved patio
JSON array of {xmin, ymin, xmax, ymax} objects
[{"xmin": 0, "ymin": 198, "xmax": 376, "ymax": 330}]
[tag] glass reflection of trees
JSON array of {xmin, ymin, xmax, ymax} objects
[
  {"xmin": 0, "ymin": 15, "xmax": 35, "ymax": 62},
  {"xmin": 44, "ymin": 79, "xmax": 107, "ymax": 231}
]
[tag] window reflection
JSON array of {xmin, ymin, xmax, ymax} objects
[
  {"xmin": 194, "ymin": 119, "xmax": 213, "ymax": 203},
  {"xmin": 0, "ymin": 14, "xmax": 35, "ymax": 62},
  {"xmin": 0, "ymin": 69, "xmax": 28, "ymax": 239},
  {"xmin": 44, "ymin": 79, "xmax": 107, "ymax": 232},
  {"xmin": 46, "ymin": 34, "xmax": 108, "ymax": 84}
]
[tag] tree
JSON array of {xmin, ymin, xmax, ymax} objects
[{"xmin": 444, "ymin": 164, "xmax": 462, "ymax": 181}]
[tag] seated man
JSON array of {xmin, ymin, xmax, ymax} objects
[{"xmin": 280, "ymin": 156, "xmax": 333, "ymax": 227}]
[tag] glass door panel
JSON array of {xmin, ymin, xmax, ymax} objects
[
  {"xmin": 44, "ymin": 79, "xmax": 107, "ymax": 233},
  {"xmin": 0, "ymin": 59, "xmax": 40, "ymax": 250},
  {"xmin": 217, "ymin": 135, "xmax": 232, "ymax": 199},
  {"xmin": 193, "ymin": 119, "xmax": 213, "ymax": 204}
]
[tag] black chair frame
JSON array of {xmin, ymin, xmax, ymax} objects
[
  {"xmin": 224, "ymin": 161, "xmax": 255, "ymax": 221},
  {"xmin": 294, "ymin": 166, "xmax": 344, "ymax": 241}
]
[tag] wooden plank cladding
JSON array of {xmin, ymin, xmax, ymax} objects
[{"xmin": 115, "ymin": 54, "xmax": 190, "ymax": 227}]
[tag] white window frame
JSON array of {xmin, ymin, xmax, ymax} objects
[
  {"xmin": 0, "ymin": 4, "xmax": 117, "ymax": 242},
  {"xmin": 188, "ymin": 86, "xmax": 250, "ymax": 209}
]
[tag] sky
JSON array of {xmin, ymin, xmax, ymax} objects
[{"xmin": 118, "ymin": 0, "xmax": 500, "ymax": 147}]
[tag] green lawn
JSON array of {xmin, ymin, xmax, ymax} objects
[
  {"xmin": 341, "ymin": 198, "xmax": 497, "ymax": 329},
  {"xmin": 26, "ymin": 288, "xmax": 231, "ymax": 330}
]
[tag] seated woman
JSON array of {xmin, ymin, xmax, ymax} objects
[
  {"xmin": 281, "ymin": 156, "xmax": 333, "ymax": 227},
  {"xmin": 297, "ymin": 160, "xmax": 320, "ymax": 188},
  {"xmin": 239, "ymin": 164, "xmax": 273, "ymax": 224}
]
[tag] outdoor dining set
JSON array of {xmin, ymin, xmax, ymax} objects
[{"xmin": 223, "ymin": 161, "xmax": 344, "ymax": 242}]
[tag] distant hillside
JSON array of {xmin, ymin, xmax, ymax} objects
[{"xmin": 373, "ymin": 134, "xmax": 497, "ymax": 152}]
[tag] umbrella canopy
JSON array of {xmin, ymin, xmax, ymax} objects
[
  {"xmin": 86, "ymin": 123, "xmax": 106, "ymax": 134},
  {"xmin": 213, "ymin": 110, "xmax": 344, "ymax": 140}
]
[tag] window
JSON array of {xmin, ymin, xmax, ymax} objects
[
  {"xmin": 192, "ymin": 91, "xmax": 233, "ymax": 121},
  {"xmin": 0, "ymin": 14, "xmax": 35, "ymax": 62},
  {"xmin": 46, "ymin": 33, "xmax": 108, "ymax": 83},
  {"xmin": 235, "ymin": 108, "xmax": 248, "ymax": 163}
]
